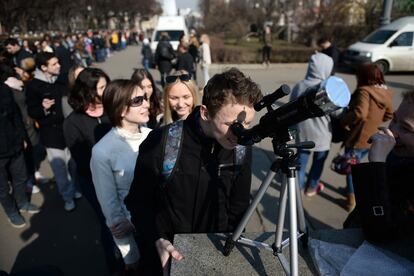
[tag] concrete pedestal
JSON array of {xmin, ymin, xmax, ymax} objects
[{"xmin": 171, "ymin": 232, "xmax": 316, "ymax": 275}]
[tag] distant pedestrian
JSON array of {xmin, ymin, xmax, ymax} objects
[
  {"xmin": 200, "ymin": 34, "xmax": 211, "ymax": 87},
  {"xmin": 188, "ymin": 34, "xmax": 200, "ymax": 81},
  {"xmin": 176, "ymin": 44, "xmax": 195, "ymax": 78},
  {"xmin": 262, "ymin": 25, "xmax": 272, "ymax": 65},
  {"xmin": 154, "ymin": 32, "xmax": 175, "ymax": 88},
  {"xmin": 52, "ymin": 36, "xmax": 74, "ymax": 85},
  {"xmin": 141, "ymin": 38, "xmax": 152, "ymax": 71},
  {"xmin": 317, "ymin": 36, "xmax": 340, "ymax": 75}
]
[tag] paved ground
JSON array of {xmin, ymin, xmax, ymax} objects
[{"xmin": 1, "ymin": 45, "xmax": 413, "ymax": 275}]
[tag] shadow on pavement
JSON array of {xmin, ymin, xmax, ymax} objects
[{"xmin": 10, "ymin": 181, "xmax": 109, "ymax": 276}]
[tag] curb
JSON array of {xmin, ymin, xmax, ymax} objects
[{"xmin": 209, "ymin": 63, "xmax": 307, "ymax": 70}]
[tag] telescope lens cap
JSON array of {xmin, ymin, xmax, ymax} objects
[{"xmin": 321, "ymin": 76, "xmax": 351, "ymax": 108}]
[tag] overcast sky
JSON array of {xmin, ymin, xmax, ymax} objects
[{"xmin": 176, "ymin": 0, "xmax": 199, "ymax": 11}]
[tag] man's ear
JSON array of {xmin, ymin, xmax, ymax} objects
[
  {"xmin": 199, "ymin": 105, "xmax": 209, "ymax": 121},
  {"xmin": 40, "ymin": 64, "xmax": 47, "ymax": 72}
]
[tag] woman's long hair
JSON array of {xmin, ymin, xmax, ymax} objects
[{"xmin": 69, "ymin": 68, "xmax": 110, "ymax": 112}]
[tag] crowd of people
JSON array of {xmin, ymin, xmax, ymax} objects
[
  {"xmin": 148, "ymin": 30, "xmax": 211, "ymax": 88},
  {"xmin": 0, "ymin": 29, "xmax": 413, "ymax": 276}
]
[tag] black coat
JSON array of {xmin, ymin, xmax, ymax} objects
[
  {"xmin": 125, "ymin": 107, "xmax": 252, "ymax": 243},
  {"xmin": 176, "ymin": 52, "xmax": 195, "ymax": 74},
  {"xmin": 0, "ymin": 83, "xmax": 26, "ymax": 158},
  {"xmin": 322, "ymin": 44, "xmax": 340, "ymax": 74},
  {"xmin": 154, "ymin": 40, "xmax": 175, "ymax": 73},
  {"xmin": 13, "ymin": 48, "xmax": 32, "ymax": 68},
  {"xmin": 63, "ymin": 111, "xmax": 111, "ymax": 180},
  {"xmin": 54, "ymin": 45, "xmax": 74, "ymax": 85},
  {"xmin": 351, "ymin": 153, "xmax": 414, "ymax": 240},
  {"xmin": 141, "ymin": 44, "xmax": 152, "ymax": 60},
  {"xmin": 26, "ymin": 77, "xmax": 67, "ymax": 149}
]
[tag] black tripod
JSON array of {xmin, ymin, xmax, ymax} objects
[{"xmin": 223, "ymin": 136, "xmax": 313, "ymax": 276}]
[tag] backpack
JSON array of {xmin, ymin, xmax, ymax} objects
[
  {"xmin": 159, "ymin": 43, "xmax": 174, "ymax": 60},
  {"xmin": 161, "ymin": 120, "xmax": 247, "ymax": 182}
]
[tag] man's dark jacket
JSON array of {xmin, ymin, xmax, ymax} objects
[
  {"xmin": 0, "ymin": 83, "xmax": 26, "ymax": 158},
  {"xmin": 12, "ymin": 48, "xmax": 32, "ymax": 68},
  {"xmin": 154, "ymin": 40, "xmax": 175, "ymax": 73},
  {"xmin": 352, "ymin": 153, "xmax": 414, "ymax": 241},
  {"xmin": 176, "ymin": 52, "xmax": 195, "ymax": 74},
  {"xmin": 26, "ymin": 71, "xmax": 67, "ymax": 149},
  {"xmin": 125, "ymin": 107, "xmax": 252, "ymax": 243}
]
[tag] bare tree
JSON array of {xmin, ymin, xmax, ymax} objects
[{"xmin": 0, "ymin": 0, "xmax": 160, "ymax": 33}]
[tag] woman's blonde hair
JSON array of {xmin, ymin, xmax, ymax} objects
[
  {"xmin": 200, "ymin": 34, "xmax": 210, "ymax": 45},
  {"xmin": 163, "ymin": 70, "xmax": 199, "ymax": 124}
]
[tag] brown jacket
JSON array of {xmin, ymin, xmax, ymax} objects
[{"xmin": 341, "ymin": 85, "xmax": 394, "ymax": 149}]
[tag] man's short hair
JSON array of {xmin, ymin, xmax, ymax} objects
[
  {"xmin": 35, "ymin": 52, "xmax": 57, "ymax": 70},
  {"xmin": 4, "ymin": 38, "xmax": 19, "ymax": 47},
  {"xmin": 402, "ymin": 90, "xmax": 414, "ymax": 104},
  {"xmin": 202, "ymin": 68, "xmax": 263, "ymax": 117},
  {"xmin": 317, "ymin": 36, "xmax": 331, "ymax": 46},
  {"xmin": 102, "ymin": 79, "xmax": 139, "ymax": 127}
]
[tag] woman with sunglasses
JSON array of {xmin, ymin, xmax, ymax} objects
[
  {"xmin": 131, "ymin": 69, "xmax": 163, "ymax": 129},
  {"xmin": 90, "ymin": 80, "xmax": 151, "ymax": 273},
  {"xmin": 163, "ymin": 70, "xmax": 199, "ymax": 125}
]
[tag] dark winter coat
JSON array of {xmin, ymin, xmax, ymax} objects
[
  {"xmin": 26, "ymin": 71, "xmax": 67, "ymax": 149},
  {"xmin": 0, "ymin": 83, "xmax": 26, "ymax": 158},
  {"xmin": 176, "ymin": 52, "xmax": 195, "ymax": 74},
  {"xmin": 351, "ymin": 153, "xmax": 414, "ymax": 240},
  {"xmin": 125, "ymin": 107, "xmax": 252, "ymax": 243},
  {"xmin": 12, "ymin": 48, "xmax": 33, "ymax": 68},
  {"xmin": 321, "ymin": 44, "xmax": 340, "ymax": 74},
  {"xmin": 154, "ymin": 40, "xmax": 175, "ymax": 73},
  {"xmin": 63, "ymin": 111, "xmax": 111, "ymax": 180},
  {"xmin": 141, "ymin": 44, "xmax": 152, "ymax": 60}
]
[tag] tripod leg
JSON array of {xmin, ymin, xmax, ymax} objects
[
  {"xmin": 288, "ymin": 176, "xmax": 299, "ymax": 276},
  {"xmin": 274, "ymin": 174, "xmax": 287, "ymax": 252},
  {"xmin": 223, "ymin": 170, "xmax": 277, "ymax": 256},
  {"xmin": 295, "ymin": 179, "xmax": 306, "ymax": 234}
]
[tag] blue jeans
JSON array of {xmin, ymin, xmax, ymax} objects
[
  {"xmin": 143, "ymin": 58, "xmax": 150, "ymax": 71},
  {"xmin": 46, "ymin": 147, "xmax": 77, "ymax": 201},
  {"xmin": 298, "ymin": 150, "xmax": 329, "ymax": 190},
  {"xmin": 345, "ymin": 148, "xmax": 369, "ymax": 194}
]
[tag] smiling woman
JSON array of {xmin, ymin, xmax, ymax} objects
[
  {"xmin": 90, "ymin": 80, "xmax": 152, "ymax": 272},
  {"xmin": 163, "ymin": 70, "xmax": 199, "ymax": 125}
]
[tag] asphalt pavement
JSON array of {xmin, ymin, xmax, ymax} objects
[{"xmin": 1, "ymin": 45, "xmax": 413, "ymax": 275}]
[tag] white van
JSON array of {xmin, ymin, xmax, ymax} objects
[
  {"xmin": 343, "ymin": 16, "xmax": 414, "ymax": 73},
  {"xmin": 150, "ymin": 16, "xmax": 188, "ymax": 52}
]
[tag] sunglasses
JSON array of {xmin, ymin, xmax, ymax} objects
[
  {"xmin": 128, "ymin": 94, "xmax": 148, "ymax": 107},
  {"xmin": 165, "ymin": 74, "xmax": 191, "ymax": 84}
]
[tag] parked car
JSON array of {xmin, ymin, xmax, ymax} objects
[{"xmin": 343, "ymin": 16, "xmax": 414, "ymax": 74}]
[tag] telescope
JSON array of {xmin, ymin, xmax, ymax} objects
[{"xmin": 231, "ymin": 76, "xmax": 351, "ymax": 145}]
